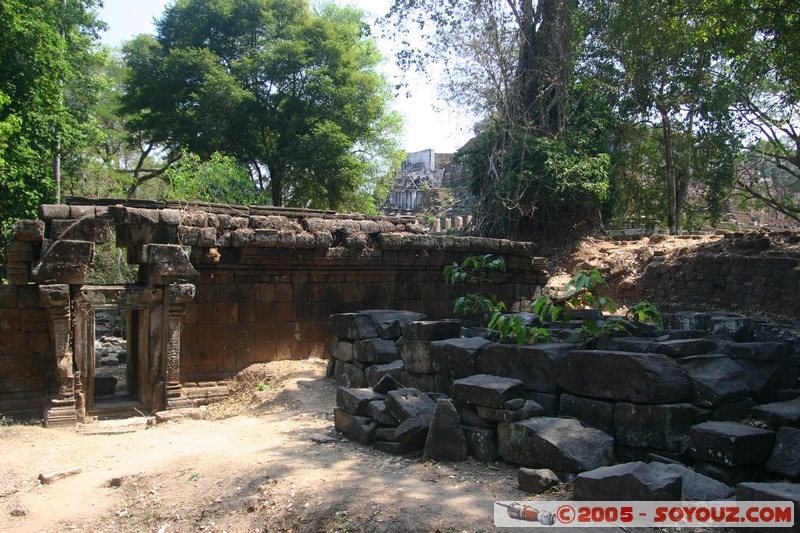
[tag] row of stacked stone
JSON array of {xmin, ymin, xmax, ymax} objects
[{"xmin": 328, "ymin": 309, "xmax": 800, "ymax": 504}]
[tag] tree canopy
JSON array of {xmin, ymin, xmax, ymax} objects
[{"xmin": 121, "ymin": 0, "xmax": 402, "ymax": 212}]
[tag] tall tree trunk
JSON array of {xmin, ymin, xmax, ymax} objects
[
  {"xmin": 659, "ymin": 107, "xmax": 679, "ymax": 234},
  {"xmin": 270, "ymin": 165, "xmax": 283, "ymax": 206}
]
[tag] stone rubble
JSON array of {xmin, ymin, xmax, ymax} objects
[{"xmin": 328, "ymin": 308, "xmax": 800, "ymax": 508}]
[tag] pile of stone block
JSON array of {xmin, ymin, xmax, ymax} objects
[{"xmin": 328, "ymin": 309, "xmax": 800, "ymax": 508}]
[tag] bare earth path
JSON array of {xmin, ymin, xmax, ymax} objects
[{"xmin": 1, "ymin": 359, "xmax": 550, "ymax": 533}]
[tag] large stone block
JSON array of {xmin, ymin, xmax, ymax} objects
[
  {"xmin": 354, "ymin": 339, "xmax": 400, "ymax": 364},
  {"xmin": 334, "ymin": 408, "xmax": 377, "ymax": 445},
  {"xmin": 498, "ymin": 417, "xmax": 615, "ymax": 473},
  {"xmin": 557, "ymin": 350, "xmax": 691, "ymax": 404},
  {"xmin": 32, "ymin": 240, "xmax": 94, "ymax": 284},
  {"xmin": 573, "ymin": 462, "xmax": 682, "ymax": 501},
  {"xmin": 359, "ymin": 309, "xmax": 426, "ymax": 340},
  {"xmin": 327, "ymin": 340, "xmax": 355, "ymax": 362},
  {"xmin": 451, "ymin": 374, "xmax": 524, "ymax": 408},
  {"xmin": 766, "ymin": 427, "xmax": 800, "ymax": 479},
  {"xmin": 336, "ymin": 387, "xmax": 385, "ymax": 416},
  {"xmin": 11, "ymin": 219, "xmax": 44, "ymax": 241},
  {"xmin": 688, "ymin": 421, "xmax": 776, "ymax": 466},
  {"xmin": 430, "ymin": 337, "xmax": 492, "ymax": 378},
  {"xmin": 462, "ymin": 426, "xmax": 499, "ymax": 462},
  {"xmin": 366, "ymin": 360, "xmax": 404, "ymax": 388},
  {"xmin": 650, "ymin": 338, "xmax": 718, "ymax": 358},
  {"xmin": 677, "ymin": 354, "xmax": 750, "ymax": 407},
  {"xmin": 329, "ymin": 313, "xmax": 379, "ymax": 340},
  {"xmin": 386, "ymin": 388, "xmax": 436, "ymax": 423},
  {"xmin": 518, "ymin": 468, "xmax": 560, "ymax": 495},
  {"xmin": 559, "ymin": 394, "xmax": 615, "ymax": 437},
  {"xmin": 333, "ymin": 360, "xmax": 367, "ymax": 388},
  {"xmin": 423, "ymin": 399, "xmax": 467, "ymax": 462},
  {"xmin": 476, "ymin": 400, "xmax": 544, "ymax": 423},
  {"xmin": 733, "ymin": 359, "xmax": 779, "ymax": 399},
  {"xmin": 736, "ymin": 482, "xmax": 800, "ymax": 521},
  {"xmin": 648, "ymin": 461, "xmax": 734, "ymax": 501},
  {"xmin": 400, "ymin": 340, "xmax": 436, "ymax": 374},
  {"xmin": 614, "ymin": 403, "xmax": 696, "ymax": 452},
  {"xmin": 402, "ymin": 320, "xmax": 463, "ymax": 342},
  {"xmin": 50, "ymin": 218, "xmax": 111, "ymax": 243},
  {"xmin": 475, "ymin": 343, "xmax": 575, "ymax": 393},
  {"xmin": 750, "ymin": 398, "xmax": 800, "ymax": 430}
]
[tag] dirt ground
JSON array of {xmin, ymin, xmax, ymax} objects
[{"xmin": 4, "ymin": 233, "xmax": 788, "ymax": 533}]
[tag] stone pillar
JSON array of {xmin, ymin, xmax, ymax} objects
[
  {"xmin": 165, "ymin": 282, "xmax": 196, "ymax": 409},
  {"xmin": 39, "ymin": 284, "xmax": 77, "ymax": 427}
]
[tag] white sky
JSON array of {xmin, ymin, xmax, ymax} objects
[{"xmin": 97, "ymin": 0, "xmax": 477, "ymax": 154}]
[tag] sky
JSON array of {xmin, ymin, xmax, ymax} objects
[{"xmin": 97, "ymin": 0, "xmax": 477, "ymax": 154}]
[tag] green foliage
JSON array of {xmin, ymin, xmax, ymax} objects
[
  {"xmin": 444, "ymin": 254, "xmax": 506, "ymax": 319},
  {"xmin": 121, "ymin": 0, "xmax": 402, "ymax": 212},
  {"xmin": 163, "ymin": 152, "xmax": 264, "ymax": 206},
  {"xmin": 564, "ymin": 269, "xmax": 616, "ymax": 313}
]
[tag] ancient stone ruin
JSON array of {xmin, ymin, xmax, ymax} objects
[
  {"xmin": 0, "ymin": 199, "xmax": 544, "ymax": 426},
  {"xmin": 329, "ymin": 309, "xmax": 800, "ymax": 509}
]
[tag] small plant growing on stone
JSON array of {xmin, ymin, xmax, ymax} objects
[
  {"xmin": 443, "ymin": 254, "xmax": 507, "ymax": 320},
  {"xmin": 256, "ymin": 382, "xmax": 268, "ymax": 392}
]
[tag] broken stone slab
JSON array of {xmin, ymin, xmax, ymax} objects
[
  {"xmin": 154, "ymin": 408, "xmax": 203, "ymax": 423},
  {"xmin": 559, "ymin": 394, "xmax": 615, "ymax": 437},
  {"xmin": 614, "ymin": 402, "xmax": 696, "ymax": 452},
  {"xmin": 39, "ymin": 466, "xmax": 82, "ymax": 484},
  {"xmin": 474, "ymin": 343, "xmax": 575, "ymax": 393},
  {"xmin": 423, "ymin": 399, "xmax": 467, "ymax": 462},
  {"xmin": 604, "ymin": 336, "xmax": 656, "ymax": 353},
  {"xmin": 677, "ymin": 354, "xmax": 751, "ymax": 407},
  {"xmin": 333, "ymin": 360, "xmax": 367, "ymax": 388},
  {"xmin": 336, "ymin": 387, "xmax": 386, "ymax": 416},
  {"xmin": 649, "ymin": 338, "xmax": 719, "ymax": 358},
  {"xmin": 722, "ymin": 341, "xmax": 788, "ymax": 361},
  {"xmin": 688, "ymin": 421, "xmax": 776, "ymax": 466},
  {"xmin": 693, "ymin": 461, "xmax": 761, "ymax": 487},
  {"xmin": 402, "ymin": 320, "xmax": 463, "ymax": 342},
  {"xmin": 525, "ymin": 391, "xmax": 559, "ymax": 416},
  {"xmin": 385, "ymin": 388, "xmax": 436, "ymax": 423},
  {"xmin": 334, "ymin": 407, "xmax": 378, "ymax": 445},
  {"xmin": 664, "ymin": 311, "xmax": 712, "ymax": 331},
  {"xmin": 399, "ymin": 371, "xmax": 435, "ymax": 393},
  {"xmin": 457, "ymin": 402, "xmax": 497, "ymax": 428},
  {"xmin": 709, "ymin": 313, "xmax": 754, "ymax": 341},
  {"xmin": 354, "ymin": 338, "xmax": 400, "ymax": 364},
  {"xmin": 750, "ymin": 398, "xmax": 800, "ymax": 430},
  {"xmin": 498, "ymin": 417, "xmax": 615, "ymax": 473},
  {"xmin": 451, "ymin": 374, "xmax": 525, "ymax": 409},
  {"xmin": 329, "ymin": 312, "xmax": 380, "ymax": 340},
  {"xmin": 12, "ymin": 219, "xmax": 44, "ymax": 241},
  {"xmin": 430, "ymin": 337, "xmax": 493, "ymax": 378},
  {"xmin": 365, "ymin": 400, "xmax": 398, "ymax": 426},
  {"xmin": 518, "ymin": 468, "xmax": 560, "ymax": 495},
  {"xmin": 393, "ymin": 415, "xmax": 431, "ymax": 449},
  {"xmin": 358, "ymin": 310, "xmax": 426, "ymax": 340},
  {"xmin": 476, "ymin": 399, "xmax": 544, "ymax": 423},
  {"xmin": 557, "ymin": 350, "xmax": 691, "ymax": 404},
  {"xmin": 766, "ymin": 426, "xmax": 800, "ymax": 479},
  {"xmin": 32, "ymin": 239, "xmax": 94, "ymax": 284},
  {"xmin": 647, "ymin": 461, "xmax": 734, "ymax": 500},
  {"xmin": 573, "ymin": 461, "xmax": 682, "ymax": 501},
  {"xmin": 736, "ymin": 482, "xmax": 800, "ymax": 519},
  {"xmin": 370, "ymin": 366, "xmax": 402, "ymax": 392},
  {"xmin": 463, "ymin": 426, "xmax": 499, "ymax": 462}
]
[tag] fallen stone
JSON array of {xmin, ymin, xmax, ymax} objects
[
  {"xmin": 334, "ymin": 407, "xmax": 378, "ymax": 445},
  {"xmin": 476, "ymin": 399, "xmax": 544, "ymax": 423},
  {"xmin": 328, "ymin": 313, "xmax": 379, "ymax": 340},
  {"xmin": 400, "ymin": 340, "xmax": 437, "ymax": 374},
  {"xmin": 766, "ymin": 426, "xmax": 800, "ymax": 479},
  {"xmin": 430, "ymin": 337, "xmax": 492, "ymax": 378},
  {"xmin": 399, "ymin": 372, "xmax": 435, "ymax": 393},
  {"xmin": 614, "ymin": 403, "xmax": 696, "ymax": 452},
  {"xmin": 749, "ymin": 398, "xmax": 800, "ymax": 430},
  {"xmin": 457, "ymin": 402, "xmax": 496, "ymax": 428},
  {"xmin": 366, "ymin": 400, "xmax": 398, "ymax": 426},
  {"xmin": 733, "ymin": 359, "xmax": 779, "ymax": 399},
  {"xmin": 451, "ymin": 374, "xmax": 525, "ymax": 408},
  {"xmin": 518, "ymin": 467, "xmax": 560, "ymax": 494},
  {"xmin": 154, "ymin": 408, "xmax": 203, "ymax": 423},
  {"xmin": 736, "ymin": 482, "xmax": 800, "ymax": 519},
  {"xmin": 310, "ymin": 434, "xmax": 338, "ymax": 444},
  {"xmin": 39, "ymin": 466, "xmax": 82, "ymax": 484},
  {"xmin": 723, "ymin": 341, "xmax": 788, "ymax": 361},
  {"xmin": 677, "ymin": 354, "xmax": 750, "ymax": 407},
  {"xmin": 354, "ymin": 339, "xmax": 400, "ymax": 364},
  {"xmin": 663, "ymin": 311, "xmax": 711, "ymax": 331},
  {"xmin": 386, "ymin": 388, "xmax": 436, "ymax": 423},
  {"xmin": 372, "ymin": 373, "xmax": 401, "ymax": 395},
  {"xmin": 333, "ymin": 360, "xmax": 367, "ymax": 388},
  {"xmin": 474, "ymin": 343, "xmax": 575, "ymax": 393},
  {"xmin": 688, "ymin": 421, "xmax": 776, "ymax": 466},
  {"xmin": 573, "ymin": 461, "xmax": 682, "ymax": 501},
  {"xmin": 525, "ymin": 391, "xmax": 559, "ymax": 416},
  {"xmin": 423, "ymin": 399, "xmax": 467, "ymax": 462},
  {"xmin": 393, "ymin": 416, "xmax": 431, "ymax": 448},
  {"xmin": 402, "ymin": 320, "xmax": 463, "ymax": 341},
  {"xmin": 327, "ymin": 340, "xmax": 355, "ymax": 362},
  {"xmin": 605, "ymin": 336, "xmax": 656, "ymax": 353},
  {"xmin": 559, "ymin": 394, "xmax": 615, "ymax": 437},
  {"xmin": 366, "ymin": 360, "xmax": 404, "ymax": 389},
  {"xmin": 711, "ymin": 398, "xmax": 757, "ymax": 422},
  {"xmin": 709, "ymin": 313, "xmax": 753, "ymax": 341},
  {"xmin": 462, "ymin": 426, "xmax": 499, "ymax": 462},
  {"xmin": 498, "ymin": 417, "xmax": 615, "ymax": 473},
  {"xmin": 693, "ymin": 461, "xmax": 761, "ymax": 487},
  {"xmin": 359, "ymin": 309, "xmax": 426, "ymax": 339},
  {"xmin": 336, "ymin": 387, "xmax": 385, "ymax": 416},
  {"xmin": 650, "ymin": 338, "xmax": 719, "ymax": 358},
  {"xmin": 557, "ymin": 350, "xmax": 691, "ymax": 404},
  {"xmin": 648, "ymin": 461, "xmax": 734, "ymax": 500}
]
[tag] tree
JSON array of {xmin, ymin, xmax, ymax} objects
[
  {"xmin": 121, "ymin": 0, "xmax": 401, "ymax": 212},
  {"xmin": 0, "ymin": 0, "xmax": 105, "ymax": 232}
]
